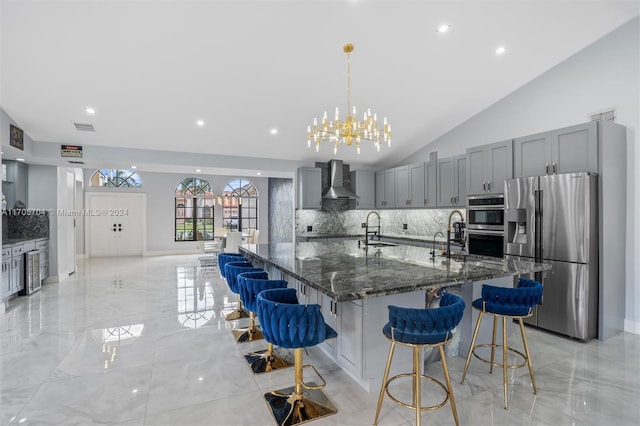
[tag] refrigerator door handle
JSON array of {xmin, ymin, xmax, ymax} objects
[{"xmin": 535, "ymin": 188, "xmax": 543, "ymax": 260}]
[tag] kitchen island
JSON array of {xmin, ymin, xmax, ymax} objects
[{"xmin": 239, "ymin": 240, "xmax": 550, "ymax": 391}]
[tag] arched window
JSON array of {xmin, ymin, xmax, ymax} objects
[
  {"xmin": 175, "ymin": 177, "xmax": 214, "ymax": 241},
  {"xmin": 90, "ymin": 169, "xmax": 142, "ymax": 187},
  {"xmin": 222, "ymin": 179, "xmax": 258, "ymax": 232}
]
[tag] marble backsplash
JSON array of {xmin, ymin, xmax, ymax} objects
[
  {"xmin": 295, "ymin": 208, "xmax": 465, "ymax": 239},
  {"xmin": 2, "ymin": 209, "xmax": 50, "ymax": 241}
]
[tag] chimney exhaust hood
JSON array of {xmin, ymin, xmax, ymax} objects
[{"xmin": 323, "ymin": 159, "xmax": 358, "ymax": 199}]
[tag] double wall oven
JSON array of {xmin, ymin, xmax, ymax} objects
[{"xmin": 466, "ymin": 194, "xmax": 504, "ymax": 258}]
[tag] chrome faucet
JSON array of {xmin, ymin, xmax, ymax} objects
[
  {"xmin": 364, "ymin": 211, "xmax": 381, "ymax": 246},
  {"xmin": 446, "ymin": 209, "xmax": 465, "ymax": 259},
  {"xmin": 431, "ymin": 231, "xmax": 445, "ymax": 259}
]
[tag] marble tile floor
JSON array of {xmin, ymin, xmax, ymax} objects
[{"xmin": 0, "ymin": 254, "xmax": 638, "ymax": 426}]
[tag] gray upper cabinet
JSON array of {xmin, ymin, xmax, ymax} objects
[
  {"xmin": 2, "ymin": 160, "xmax": 28, "ymax": 210},
  {"xmin": 296, "ymin": 167, "xmax": 322, "ymax": 210},
  {"xmin": 375, "ymin": 169, "xmax": 396, "ymax": 208},
  {"xmin": 514, "ymin": 122, "xmax": 597, "ymax": 177},
  {"xmin": 424, "ymin": 160, "xmax": 437, "ymax": 208},
  {"xmin": 437, "ymin": 155, "xmax": 466, "ymax": 207},
  {"xmin": 349, "ymin": 170, "xmax": 375, "ymax": 209},
  {"xmin": 466, "ymin": 140, "xmax": 513, "ymax": 195},
  {"xmin": 395, "ymin": 163, "xmax": 425, "ymax": 208}
]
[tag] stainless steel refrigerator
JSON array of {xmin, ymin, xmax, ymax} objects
[{"xmin": 504, "ymin": 172, "xmax": 598, "ymax": 340}]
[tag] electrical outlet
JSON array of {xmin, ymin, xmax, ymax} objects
[
  {"xmin": 403, "ymin": 224, "xmax": 408, "ymax": 230},
  {"xmin": 307, "ymin": 225, "xmax": 313, "ymax": 232},
  {"xmin": 361, "ymin": 222, "xmax": 366, "ymax": 228}
]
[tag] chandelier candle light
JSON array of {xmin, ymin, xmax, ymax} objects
[{"xmin": 307, "ymin": 43, "xmax": 391, "ymax": 155}]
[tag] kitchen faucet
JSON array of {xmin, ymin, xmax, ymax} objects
[
  {"xmin": 446, "ymin": 209, "xmax": 465, "ymax": 259},
  {"xmin": 364, "ymin": 211, "xmax": 381, "ymax": 246},
  {"xmin": 431, "ymin": 231, "xmax": 445, "ymax": 259}
]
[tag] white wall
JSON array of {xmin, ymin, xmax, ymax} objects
[
  {"xmin": 400, "ymin": 17, "xmax": 640, "ymax": 333},
  {"xmin": 83, "ymin": 169, "xmax": 270, "ymax": 255}
]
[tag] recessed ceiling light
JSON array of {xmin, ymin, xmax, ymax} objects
[
  {"xmin": 85, "ymin": 107, "xmax": 96, "ymax": 115},
  {"xmin": 196, "ymin": 169, "xmax": 201, "ymax": 173},
  {"xmin": 436, "ymin": 24, "xmax": 451, "ymax": 33},
  {"xmin": 196, "ymin": 120, "xmax": 205, "ymax": 127},
  {"xmin": 131, "ymin": 165, "xmax": 137, "ymax": 169},
  {"xmin": 495, "ymin": 46, "xmax": 507, "ymax": 55},
  {"xmin": 270, "ymin": 128, "xmax": 278, "ymax": 135},
  {"xmin": 16, "ymin": 158, "xmax": 25, "ymax": 162},
  {"xmin": 256, "ymin": 172, "xmax": 261, "ymax": 176}
]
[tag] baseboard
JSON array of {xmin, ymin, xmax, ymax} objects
[{"xmin": 624, "ymin": 319, "xmax": 640, "ymax": 335}]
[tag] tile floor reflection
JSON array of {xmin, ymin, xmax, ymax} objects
[{"xmin": 0, "ymin": 254, "xmax": 638, "ymax": 425}]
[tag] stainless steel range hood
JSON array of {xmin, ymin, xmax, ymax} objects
[{"xmin": 323, "ymin": 159, "xmax": 358, "ymax": 199}]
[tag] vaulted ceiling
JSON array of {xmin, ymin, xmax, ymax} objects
[{"xmin": 1, "ymin": 1, "xmax": 638, "ymax": 177}]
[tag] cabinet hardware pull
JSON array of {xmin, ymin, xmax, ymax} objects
[
  {"xmin": 546, "ymin": 163, "xmax": 549, "ymax": 174},
  {"xmin": 487, "ymin": 182, "xmax": 491, "ymax": 191},
  {"xmin": 553, "ymin": 163, "xmax": 557, "ymax": 174}
]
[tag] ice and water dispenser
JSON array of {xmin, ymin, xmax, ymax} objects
[{"xmin": 506, "ymin": 208, "xmax": 527, "ymax": 245}]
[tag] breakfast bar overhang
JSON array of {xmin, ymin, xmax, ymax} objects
[{"xmin": 240, "ymin": 240, "xmax": 551, "ymax": 392}]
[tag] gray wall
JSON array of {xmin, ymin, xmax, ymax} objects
[
  {"xmin": 27, "ymin": 164, "xmax": 58, "ymax": 279},
  {"xmin": 400, "ymin": 17, "xmax": 640, "ymax": 332},
  {"xmin": 83, "ymin": 169, "xmax": 270, "ymax": 254}
]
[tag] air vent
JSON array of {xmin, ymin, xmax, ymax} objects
[
  {"xmin": 73, "ymin": 122, "xmax": 95, "ymax": 132},
  {"xmin": 590, "ymin": 108, "xmax": 616, "ymax": 123},
  {"xmin": 68, "ymin": 160, "xmax": 85, "ymax": 164}
]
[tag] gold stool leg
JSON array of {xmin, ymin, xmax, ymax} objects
[
  {"xmin": 231, "ymin": 312, "xmax": 264, "ymax": 343},
  {"xmin": 225, "ymin": 295, "xmax": 250, "ymax": 320},
  {"xmin": 461, "ymin": 310, "xmax": 484, "ymax": 384},
  {"xmin": 374, "ymin": 341, "xmax": 396, "ymax": 425},
  {"xmin": 439, "ymin": 345, "xmax": 459, "ymax": 426},
  {"xmin": 502, "ymin": 316, "xmax": 509, "ymax": 409},
  {"xmin": 244, "ymin": 343, "xmax": 293, "ymax": 374},
  {"xmin": 518, "ymin": 318, "xmax": 537, "ymax": 394},
  {"xmin": 264, "ymin": 347, "xmax": 337, "ymax": 425},
  {"xmin": 414, "ymin": 346, "xmax": 421, "ymax": 426},
  {"xmin": 490, "ymin": 315, "xmax": 498, "ymax": 374}
]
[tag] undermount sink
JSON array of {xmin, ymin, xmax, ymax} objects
[{"xmin": 365, "ymin": 241, "xmax": 398, "ymax": 248}]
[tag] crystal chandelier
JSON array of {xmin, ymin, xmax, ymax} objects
[{"xmin": 307, "ymin": 43, "xmax": 391, "ymax": 155}]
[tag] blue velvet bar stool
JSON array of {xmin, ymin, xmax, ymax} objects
[
  {"xmin": 224, "ymin": 261, "xmax": 264, "ymax": 342},
  {"xmin": 460, "ymin": 278, "xmax": 543, "ymax": 409},
  {"xmin": 257, "ymin": 288, "xmax": 338, "ymax": 426},
  {"xmin": 217, "ymin": 253, "xmax": 249, "ymax": 320},
  {"xmin": 374, "ymin": 292, "xmax": 465, "ymax": 426},
  {"xmin": 237, "ymin": 271, "xmax": 293, "ymax": 373}
]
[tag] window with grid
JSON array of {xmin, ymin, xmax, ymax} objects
[
  {"xmin": 89, "ymin": 169, "xmax": 142, "ymax": 187},
  {"xmin": 175, "ymin": 177, "xmax": 214, "ymax": 241},
  {"xmin": 222, "ymin": 179, "xmax": 258, "ymax": 232}
]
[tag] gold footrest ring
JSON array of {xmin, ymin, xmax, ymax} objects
[
  {"xmin": 244, "ymin": 349, "xmax": 293, "ymax": 374},
  {"xmin": 231, "ymin": 327, "xmax": 263, "ymax": 343},
  {"xmin": 225, "ymin": 308, "xmax": 249, "ymax": 321},
  {"xmin": 471, "ymin": 343, "xmax": 528, "ymax": 370},
  {"xmin": 385, "ymin": 373, "xmax": 450, "ymax": 412}
]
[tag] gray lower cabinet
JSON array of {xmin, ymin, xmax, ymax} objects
[
  {"xmin": 2, "ymin": 248, "xmax": 10, "ymax": 299},
  {"xmin": 36, "ymin": 239, "xmax": 49, "ymax": 281},
  {"xmin": 10, "ymin": 246, "xmax": 25, "ymax": 294}
]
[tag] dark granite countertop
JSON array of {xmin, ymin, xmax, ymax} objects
[
  {"xmin": 239, "ymin": 240, "xmax": 551, "ymax": 302},
  {"xmin": 3, "ymin": 236, "xmax": 48, "ymax": 246}
]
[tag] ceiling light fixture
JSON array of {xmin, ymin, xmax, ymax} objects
[
  {"xmin": 85, "ymin": 107, "xmax": 96, "ymax": 115},
  {"xmin": 16, "ymin": 158, "xmax": 25, "ymax": 162},
  {"xmin": 131, "ymin": 165, "xmax": 137, "ymax": 169},
  {"xmin": 495, "ymin": 46, "xmax": 507, "ymax": 55},
  {"xmin": 196, "ymin": 120, "xmax": 205, "ymax": 127},
  {"xmin": 436, "ymin": 24, "xmax": 451, "ymax": 33},
  {"xmin": 270, "ymin": 128, "xmax": 278, "ymax": 135},
  {"xmin": 307, "ymin": 43, "xmax": 391, "ymax": 155},
  {"xmin": 196, "ymin": 169, "xmax": 201, "ymax": 172}
]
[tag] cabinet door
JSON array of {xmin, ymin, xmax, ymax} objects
[
  {"xmin": 514, "ymin": 132, "xmax": 552, "ymax": 177},
  {"xmin": 424, "ymin": 160, "xmax": 437, "ymax": 207},
  {"xmin": 552, "ymin": 122, "xmax": 597, "ymax": 174},
  {"xmin": 2, "ymin": 259, "xmax": 11, "ymax": 298},
  {"xmin": 486, "ymin": 139, "xmax": 513, "ymax": 194},
  {"xmin": 454, "ymin": 154, "xmax": 467, "ymax": 206},
  {"xmin": 384, "ymin": 169, "xmax": 396, "ymax": 208},
  {"xmin": 350, "ymin": 171, "xmax": 375, "ymax": 209},
  {"xmin": 466, "ymin": 146, "xmax": 487, "ymax": 195},
  {"xmin": 437, "ymin": 157, "xmax": 455, "ymax": 207},
  {"xmin": 394, "ymin": 165, "xmax": 409, "ymax": 208},
  {"xmin": 375, "ymin": 171, "xmax": 386, "ymax": 208},
  {"xmin": 338, "ymin": 300, "xmax": 363, "ymax": 378},
  {"xmin": 297, "ymin": 167, "xmax": 322, "ymax": 209},
  {"xmin": 409, "ymin": 163, "xmax": 425, "ymax": 208},
  {"xmin": 318, "ymin": 293, "xmax": 337, "ymax": 357}
]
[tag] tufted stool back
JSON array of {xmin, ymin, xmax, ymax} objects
[
  {"xmin": 384, "ymin": 293, "xmax": 465, "ymax": 345},
  {"xmin": 473, "ymin": 277, "xmax": 543, "ymax": 316},
  {"xmin": 225, "ymin": 261, "xmax": 262, "ymax": 294},
  {"xmin": 257, "ymin": 288, "xmax": 338, "ymax": 349},
  {"xmin": 237, "ymin": 273, "xmax": 287, "ymax": 314},
  {"xmin": 217, "ymin": 253, "xmax": 246, "ymax": 279}
]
